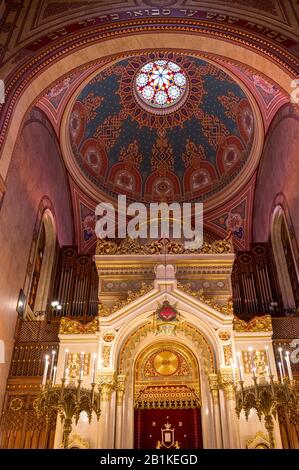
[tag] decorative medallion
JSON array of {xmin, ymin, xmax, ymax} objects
[
  {"xmin": 153, "ymin": 351, "xmax": 179, "ymax": 376},
  {"xmin": 9, "ymin": 397, "xmax": 24, "ymax": 411},
  {"xmin": 134, "ymin": 60, "xmax": 188, "ymax": 114},
  {"xmin": 218, "ymin": 330, "xmax": 231, "ymax": 341},
  {"xmin": 156, "ymin": 300, "xmax": 178, "ymax": 322},
  {"xmin": 103, "ymin": 332, "xmax": 115, "ymax": 342}
]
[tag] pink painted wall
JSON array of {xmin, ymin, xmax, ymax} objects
[
  {"xmin": 0, "ymin": 108, "xmax": 74, "ymax": 408},
  {"xmin": 253, "ymin": 105, "xmax": 299, "ymax": 249}
]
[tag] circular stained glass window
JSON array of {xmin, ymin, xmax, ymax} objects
[{"xmin": 134, "ymin": 60, "xmax": 188, "ymax": 114}]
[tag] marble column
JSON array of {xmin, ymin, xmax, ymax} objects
[
  {"xmin": 98, "ymin": 374, "xmax": 115, "ymax": 449},
  {"xmin": 114, "ymin": 375, "xmax": 126, "ymax": 449},
  {"xmin": 209, "ymin": 373, "xmax": 223, "ymax": 448},
  {"xmin": 220, "ymin": 368, "xmax": 240, "ymax": 449}
]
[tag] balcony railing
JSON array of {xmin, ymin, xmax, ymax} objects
[{"xmin": 34, "ymin": 300, "xmax": 98, "ymax": 323}]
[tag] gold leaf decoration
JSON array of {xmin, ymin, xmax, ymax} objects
[
  {"xmin": 96, "ymin": 236, "xmax": 233, "ymax": 255},
  {"xmin": 59, "ymin": 317, "xmax": 99, "ymax": 334},
  {"xmin": 233, "ymin": 315, "xmax": 272, "ymax": 332},
  {"xmin": 98, "ymin": 282, "xmax": 154, "ymax": 317},
  {"xmin": 177, "ymin": 282, "xmax": 234, "ymax": 315}
]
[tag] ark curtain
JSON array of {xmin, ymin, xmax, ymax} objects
[{"xmin": 134, "ymin": 408, "xmax": 203, "ymax": 449}]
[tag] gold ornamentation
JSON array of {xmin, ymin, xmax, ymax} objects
[
  {"xmin": 156, "ymin": 422, "xmax": 180, "ymax": 449},
  {"xmin": 151, "ymin": 351, "xmax": 180, "ymax": 377},
  {"xmin": 233, "ymin": 315, "xmax": 272, "ymax": 332},
  {"xmin": 177, "ymin": 282, "xmax": 234, "ymax": 315},
  {"xmin": 66, "ymin": 433, "xmax": 90, "ymax": 449},
  {"xmin": 223, "ymin": 345, "xmax": 232, "ymax": 366},
  {"xmin": 59, "ymin": 317, "xmax": 99, "ymax": 334},
  {"xmin": 246, "ymin": 432, "xmax": 270, "ymax": 449},
  {"xmin": 9, "ymin": 397, "xmax": 24, "ymax": 411},
  {"xmin": 242, "ymin": 350, "xmax": 267, "ymax": 376},
  {"xmin": 219, "ymin": 368, "xmax": 235, "ymax": 400},
  {"xmin": 218, "ymin": 330, "xmax": 231, "ymax": 341},
  {"xmin": 67, "ymin": 353, "xmax": 90, "ymax": 381},
  {"xmin": 103, "ymin": 332, "xmax": 115, "ymax": 342},
  {"xmin": 96, "ymin": 236, "xmax": 233, "ymax": 255},
  {"xmin": 35, "ymin": 381, "xmax": 101, "ymax": 448},
  {"xmin": 98, "ymin": 282, "xmax": 154, "ymax": 317},
  {"xmin": 102, "ymin": 346, "xmax": 110, "ymax": 368},
  {"xmin": 99, "ymin": 374, "xmax": 116, "ymax": 402},
  {"xmin": 209, "ymin": 373, "xmax": 220, "ymax": 404},
  {"xmin": 116, "ymin": 375, "xmax": 126, "ymax": 405},
  {"xmin": 235, "ymin": 377, "xmax": 298, "ymax": 449},
  {"xmin": 135, "ymin": 385, "xmax": 200, "ymax": 409}
]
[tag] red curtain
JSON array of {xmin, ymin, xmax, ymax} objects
[{"xmin": 134, "ymin": 408, "xmax": 203, "ymax": 449}]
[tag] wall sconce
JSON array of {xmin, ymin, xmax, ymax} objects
[{"xmin": 16, "ymin": 289, "xmax": 26, "ymax": 317}]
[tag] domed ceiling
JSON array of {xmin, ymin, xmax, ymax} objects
[{"xmin": 68, "ymin": 52, "xmax": 255, "ymax": 203}]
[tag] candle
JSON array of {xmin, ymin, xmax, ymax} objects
[
  {"xmin": 252, "ymin": 366, "xmax": 257, "ymax": 378},
  {"xmin": 42, "ymin": 355, "xmax": 49, "ymax": 385},
  {"xmin": 63, "ymin": 349, "xmax": 69, "ymax": 379},
  {"xmin": 49, "ymin": 350, "xmax": 56, "ymax": 381},
  {"xmin": 231, "ymin": 359, "xmax": 236, "ymax": 384},
  {"xmin": 236, "ymin": 352, "xmax": 244, "ymax": 381},
  {"xmin": 52, "ymin": 366, "xmax": 57, "ymax": 385},
  {"xmin": 278, "ymin": 361, "xmax": 284, "ymax": 383},
  {"xmin": 92, "ymin": 353, "xmax": 97, "ymax": 383},
  {"xmin": 278, "ymin": 347, "xmax": 286, "ymax": 378},
  {"xmin": 99, "ymin": 357, "xmax": 103, "ymax": 386},
  {"xmin": 285, "ymin": 352, "xmax": 293, "ymax": 381},
  {"xmin": 265, "ymin": 365, "xmax": 270, "ymax": 382},
  {"xmin": 65, "ymin": 367, "xmax": 69, "ymax": 385},
  {"xmin": 265, "ymin": 346, "xmax": 272, "ymax": 375}
]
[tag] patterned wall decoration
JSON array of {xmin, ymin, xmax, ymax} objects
[
  {"xmin": 204, "ymin": 174, "xmax": 256, "ymax": 250},
  {"xmin": 68, "ymin": 52, "xmax": 254, "ymax": 204}
]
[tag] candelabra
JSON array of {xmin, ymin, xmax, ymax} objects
[
  {"xmin": 34, "ymin": 377, "xmax": 101, "ymax": 448},
  {"xmin": 234, "ymin": 374, "xmax": 298, "ymax": 448}
]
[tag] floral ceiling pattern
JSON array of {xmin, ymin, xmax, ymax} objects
[{"xmin": 68, "ymin": 52, "xmax": 255, "ymax": 203}]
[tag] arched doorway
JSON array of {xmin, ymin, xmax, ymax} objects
[
  {"xmin": 271, "ymin": 206, "xmax": 299, "ymax": 310},
  {"xmin": 133, "ymin": 342, "xmax": 203, "ymax": 449},
  {"xmin": 27, "ymin": 208, "xmax": 56, "ymax": 317}
]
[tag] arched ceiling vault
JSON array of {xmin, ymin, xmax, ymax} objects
[{"xmin": 0, "ymin": 1, "xmax": 298, "ymax": 253}]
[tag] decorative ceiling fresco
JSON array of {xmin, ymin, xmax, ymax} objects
[
  {"xmin": 2, "ymin": 0, "xmax": 297, "ymax": 254},
  {"xmin": 68, "ymin": 53, "xmax": 254, "ymax": 203}
]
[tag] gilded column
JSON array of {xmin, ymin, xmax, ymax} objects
[
  {"xmin": 220, "ymin": 368, "xmax": 240, "ymax": 449},
  {"xmin": 98, "ymin": 374, "xmax": 115, "ymax": 449},
  {"xmin": 209, "ymin": 373, "xmax": 223, "ymax": 448},
  {"xmin": 114, "ymin": 375, "xmax": 126, "ymax": 449}
]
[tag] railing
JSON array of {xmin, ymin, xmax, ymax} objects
[
  {"xmin": 233, "ymin": 301, "xmax": 299, "ymax": 318},
  {"xmin": 34, "ymin": 300, "xmax": 98, "ymax": 323}
]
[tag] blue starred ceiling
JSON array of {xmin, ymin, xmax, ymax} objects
[{"xmin": 69, "ymin": 53, "xmax": 254, "ymax": 202}]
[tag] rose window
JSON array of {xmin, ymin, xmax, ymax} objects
[{"xmin": 134, "ymin": 60, "xmax": 188, "ymax": 114}]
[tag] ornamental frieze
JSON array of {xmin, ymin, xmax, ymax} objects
[
  {"xmin": 233, "ymin": 315, "xmax": 272, "ymax": 332},
  {"xmin": 59, "ymin": 317, "xmax": 99, "ymax": 334},
  {"xmin": 96, "ymin": 236, "xmax": 233, "ymax": 255}
]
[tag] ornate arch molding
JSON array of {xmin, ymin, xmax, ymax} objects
[
  {"xmin": 117, "ymin": 318, "xmax": 216, "ymax": 376},
  {"xmin": 0, "ymin": 27, "xmax": 296, "ymax": 179}
]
